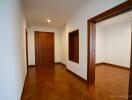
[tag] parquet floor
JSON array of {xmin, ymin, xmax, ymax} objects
[{"xmin": 21, "ymin": 64, "xmax": 129, "ymax": 100}]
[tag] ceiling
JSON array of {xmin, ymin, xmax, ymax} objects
[
  {"xmin": 23, "ymin": 0, "xmax": 89, "ymax": 28},
  {"xmin": 97, "ymin": 10, "xmax": 132, "ymax": 27}
]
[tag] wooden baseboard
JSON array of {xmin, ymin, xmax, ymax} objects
[
  {"xmin": 55, "ymin": 62, "xmax": 87, "ymax": 83},
  {"xmin": 55, "ymin": 62, "xmax": 66, "ymax": 67},
  {"xmin": 66, "ymin": 69, "xmax": 87, "ymax": 83},
  {"xmin": 21, "ymin": 72, "xmax": 28, "ymax": 100},
  {"xmin": 28, "ymin": 65, "xmax": 36, "ymax": 67},
  {"xmin": 96, "ymin": 62, "xmax": 105, "ymax": 66},
  {"xmin": 96, "ymin": 62, "xmax": 130, "ymax": 70}
]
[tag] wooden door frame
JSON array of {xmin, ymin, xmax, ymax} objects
[
  {"xmin": 34, "ymin": 31, "xmax": 55, "ymax": 66},
  {"xmin": 25, "ymin": 29, "xmax": 29, "ymax": 67},
  {"xmin": 87, "ymin": 0, "xmax": 132, "ymax": 99}
]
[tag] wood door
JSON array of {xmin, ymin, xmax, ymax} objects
[{"xmin": 35, "ymin": 31, "xmax": 54, "ymax": 66}]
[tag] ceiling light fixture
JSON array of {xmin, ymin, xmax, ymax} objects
[{"xmin": 46, "ymin": 19, "xmax": 51, "ymax": 23}]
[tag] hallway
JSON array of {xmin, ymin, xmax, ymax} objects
[
  {"xmin": 1, "ymin": 1, "xmax": 132, "ymax": 100},
  {"xmin": 21, "ymin": 64, "xmax": 129, "ymax": 100}
]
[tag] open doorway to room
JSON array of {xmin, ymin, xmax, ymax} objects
[
  {"xmin": 95, "ymin": 10, "xmax": 132, "ymax": 99},
  {"xmin": 87, "ymin": 1, "xmax": 132, "ymax": 100}
]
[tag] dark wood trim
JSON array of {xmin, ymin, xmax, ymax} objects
[
  {"xmin": 96, "ymin": 62, "xmax": 130, "ymax": 70},
  {"xmin": 69, "ymin": 29, "xmax": 79, "ymax": 34},
  {"xmin": 66, "ymin": 69, "xmax": 87, "ymax": 83},
  {"xmin": 35, "ymin": 31, "xmax": 54, "ymax": 33},
  {"xmin": 55, "ymin": 62, "xmax": 66, "ymax": 67},
  {"xmin": 25, "ymin": 29, "xmax": 29, "ymax": 67},
  {"xmin": 89, "ymin": 0, "xmax": 132, "ymax": 23},
  {"xmin": 128, "ymin": 15, "xmax": 132, "ymax": 100},
  {"xmin": 20, "ymin": 72, "xmax": 28, "ymax": 100},
  {"xmin": 28, "ymin": 65, "xmax": 36, "ymax": 67},
  {"xmin": 95, "ymin": 63, "xmax": 105, "ymax": 66},
  {"xmin": 87, "ymin": 1, "xmax": 132, "ymax": 99},
  {"xmin": 54, "ymin": 62, "xmax": 87, "ymax": 83},
  {"xmin": 87, "ymin": 22, "xmax": 96, "ymax": 84}
]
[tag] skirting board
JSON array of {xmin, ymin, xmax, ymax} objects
[
  {"xmin": 66, "ymin": 69, "xmax": 87, "ymax": 83},
  {"xmin": 29, "ymin": 63, "xmax": 66, "ymax": 67},
  {"xmin": 55, "ymin": 62, "xmax": 87, "ymax": 83},
  {"xmin": 28, "ymin": 65, "xmax": 36, "ymax": 67},
  {"xmin": 96, "ymin": 62, "xmax": 130, "ymax": 70},
  {"xmin": 20, "ymin": 72, "xmax": 28, "ymax": 100},
  {"xmin": 55, "ymin": 62, "xmax": 66, "ymax": 67}
]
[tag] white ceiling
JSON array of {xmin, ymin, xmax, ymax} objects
[
  {"xmin": 23, "ymin": 0, "xmax": 89, "ymax": 28},
  {"xmin": 97, "ymin": 10, "xmax": 132, "ymax": 27}
]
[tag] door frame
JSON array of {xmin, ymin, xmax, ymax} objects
[
  {"xmin": 87, "ymin": 0, "xmax": 132, "ymax": 99},
  {"xmin": 34, "ymin": 31, "xmax": 55, "ymax": 66},
  {"xmin": 25, "ymin": 29, "xmax": 29, "ymax": 67}
]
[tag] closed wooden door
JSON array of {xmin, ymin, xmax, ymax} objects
[{"xmin": 35, "ymin": 31, "xmax": 54, "ymax": 66}]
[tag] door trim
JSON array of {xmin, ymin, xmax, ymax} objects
[
  {"xmin": 87, "ymin": 0, "xmax": 132, "ymax": 99},
  {"xmin": 25, "ymin": 29, "xmax": 29, "ymax": 67}
]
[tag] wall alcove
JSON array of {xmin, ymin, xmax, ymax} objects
[{"xmin": 69, "ymin": 29, "xmax": 79, "ymax": 63}]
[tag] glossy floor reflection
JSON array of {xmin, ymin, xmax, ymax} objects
[{"xmin": 21, "ymin": 64, "xmax": 129, "ymax": 100}]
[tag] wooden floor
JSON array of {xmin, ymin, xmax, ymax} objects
[{"xmin": 21, "ymin": 64, "xmax": 129, "ymax": 100}]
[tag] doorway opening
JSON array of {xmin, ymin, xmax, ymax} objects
[
  {"xmin": 96, "ymin": 10, "xmax": 132, "ymax": 99},
  {"xmin": 87, "ymin": 1, "xmax": 132, "ymax": 99}
]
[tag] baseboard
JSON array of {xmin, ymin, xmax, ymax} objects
[
  {"xmin": 55, "ymin": 62, "xmax": 66, "ymax": 67},
  {"xmin": 96, "ymin": 62, "xmax": 105, "ymax": 66},
  {"xmin": 28, "ymin": 65, "xmax": 36, "ymax": 67},
  {"xmin": 66, "ymin": 68, "xmax": 87, "ymax": 83},
  {"xmin": 20, "ymin": 72, "xmax": 28, "ymax": 100},
  {"xmin": 55, "ymin": 62, "xmax": 87, "ymax": 83},
  {"xmin": 96, "ymin": 62, "xmax": 130, "ymax": 70}
]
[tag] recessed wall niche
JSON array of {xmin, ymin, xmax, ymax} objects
[{"xmin": 68, "ymin": 29, "xmax": 79, "ymax": 63}]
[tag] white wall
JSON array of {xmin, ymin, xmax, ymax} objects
[
  {"xmin": 0, "ymin": 0, "xmax": 27, "ymax": 100},
  {"xmin": 60, "ymin": 26, "xmax": 68, "ymax": 65},
  {"xmin": 96, "ymin": 26, "xmax": 105, "ymax": 63},
  {"xmin": 96, "ymin": 21, "xmax": 131, "ymax": 68},
  {"xmin": 27, "ymin": 26, "xmax": 62, "ymax": 65},
  {"xmin": 65, "ymin": 0, "xmax": 127, "ymax": 80}
]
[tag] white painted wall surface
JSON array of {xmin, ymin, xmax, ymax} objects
[
  {"xmin": 96, "ymin": 26, "xmax": 105, "ymax": 63},
  {"xmin": 104, "ymin": 21, "xmax": 131, "ymax": 68},
  {"xmin": 27, "ymin": 26, "xmax": 62, "ymax": 65},
  {"xmin": 96, "ymin": 21, "xmax": 131, "ymax": 68},
  {"xmin": 0, "ymin": 0, "xmax": 27, "ymax": 100},
  {"xmin": 66, "ymin": 0, "xmax": 127, "ymax": 80},
  {"xmin": 60, "ymin": 26, "xmax": 68, "ymax": 65}
]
